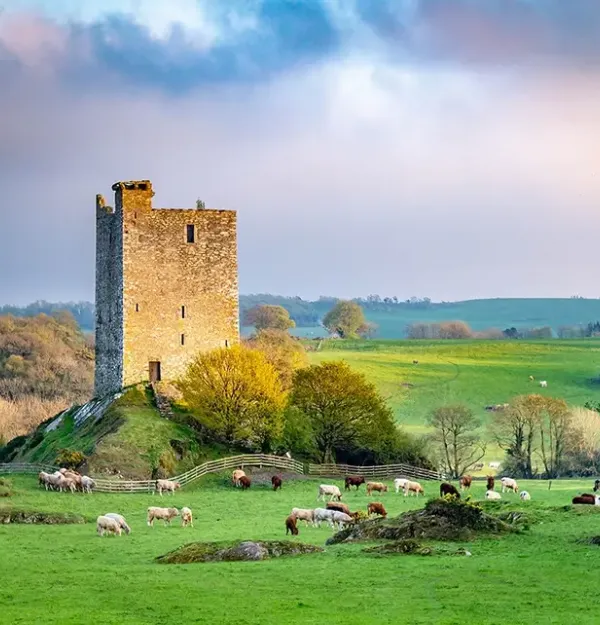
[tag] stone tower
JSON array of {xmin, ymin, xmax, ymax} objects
[{"xmin": 94, "ymin": 180, "xmax": 239, "ymax": 397}]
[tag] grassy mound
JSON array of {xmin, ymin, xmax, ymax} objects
[
  {"xmin": 327, "ymin": 498, "xmax": 515, "ymax": 545},
  {"xmin": 362, "ymin": 540, "xmax": 473, "ymax": 557},
  {"xmin": 0, "ymin": 508, "xmax": 85, "ymax": 524},
  {"xmin": 157, "ymin": 540, "xmax": 323, "ymax": 564},
  {"xmin": 0, "ymin": 478, "xmax": 14, "ymax": 497}
]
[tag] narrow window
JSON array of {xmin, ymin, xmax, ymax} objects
[
  {"xmin": 181, "ymin": 334, "xmax": 185, "ymax": 346},
  {"xmin": 181, "ymin": 305, "xmax": 185, "ymax": 319},
  {"xmin": 186, "ymin": 224, "xmax": 195, "ymax": 243},
  {"xmin": 135, "ymin": 303, "xmax": 139, "ymax": 312},
  {"xmin": 225, "ymin": 339, "xmax": 229, "ymax": 348}
]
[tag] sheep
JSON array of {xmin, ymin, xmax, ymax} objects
[
  {"xmin": 459, "ymin": 475, "xmax": 472, "ymax": 490},
  {"xmin": 403, "ymin": 481, "xmax": 424, "ymax": 497},
  {"xmin": 367, "ymin": 502, "xmax": 387, "ymax": 518},
  {"xmin": 366, "ymin": 482, "xmax": 388, "ymax": 496},
  {"xmin": 394, "ymin": 478, "xmax": 409, "ymax": 494},
  {"xmin": 181, "ymin": 507, "xmax": 193, "ymax": 527},
  {"xmin": 147, "ymin": 506, "xmax": 179, "ymax": 527},
  {"xmin": 97, "ymin": 515, "xmax": 122, "ymax": 537},
  {"xmin": 285, "ymin": 514, "xmax": 299, "ymax": 535},
  {"xmin": 155, "ymin": 479, "xmax": 181, "ymax": 496},
  {"xmin": 440, "ymin": 483, "xmax": 460, "ymax": 499},
  {"xmin": 331, "ymin": 511, "xmax": 354, "ymax": 530},
  {"xmin": 317, "ymin": 484, "xmax": 342, "ymax": 502},
  {"xmin": 232, "ymin": 470, "xmax": 246, "ymax": 487},
  {"xmin": 519, "ymin": 491, "xmax": 531, "ymax": 501},
  {"xmin": 539, "ymin": 380, "xmax": 548, "ymax": 388},
  {"xmin": 239, "ymin": 476, "xmax": 251, "ymax": 490},
  {"xmin": 313, "ymin": 508, "xmax": 336, "ymax": 528},
  {"xmin": 291, "ymin": 508, "xmax": 314, "ymax": 527},
  {"xmin": 485, "ymin": 490, "xmax": 502, "ymax": 500},
  {"xmin": 81, "ymin": 476, "xmax": 95, "ymax": 494},
  {"xmin": 104, "ymin": 513, "xmax": 131, "ymax": 534},
  {"xmin": 326, "ymin": 502, "xmax": 351, "ymax": 516},
  {"xmin": 501, "ymin": 477, "xmax": 519, "ymax": 493}
]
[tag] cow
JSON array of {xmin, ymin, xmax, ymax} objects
[
  {"xmin": 594, "ymin": 480, "xmax": 600, "ymax": 492},
  {"xmin": 403, "ymin": 481, "xmax": 424, "ymax": 497},
  {"xmin": 239, "ymin": 476, "xmax": 251, "ymax": 490},
  {"xmin": 344, "ymin": 476, "xmax": 365, "ymax": 491},
  {"xmin": 285, "ymin": 515, "xmax": 299, "ymax": 535},
  {"xmin": 394, "ymin": 478, "xmax": 409, "ymax": 494},
  {"xmin": 573, "ymin": 494, "xmax": 597, "ymax": 505},
  {"xmin": 486, "ymin": 476, "xmax": 495, "ymax": 491},
  {"xmin": 367, "ymin": 502, "xmax": 387, "ymax": 518},
  {"xmin": 326, "ymin": 502, "xmax": 351, "ymax": 516},
  {"xmin": 317, "ymin": 485, "xmax": 342, "ymax": 502},
  {"xmin": 539, "ymin": 380, "xmax": 548, "ymax": 388},
  {"xmin": 501, "ymin": 477, "xmax": 518, "ymax": 493},
  {"xmin": 271, "ymin": 476, "xmax": 282, "ymax": 491},
  {"xmin": 459, "ymin": 475, "xmax": 472, "ymax": 491},
  {"xmin": 232, "ymin": 470, "xmax": 246, "ymax": 487},
  {"xmin": 366, "ymin": 482, "xmax": 388, "ymax": 496},
  {"xmin": 440, "ymin": 482, "xmax": 460, "ymax": 499}
]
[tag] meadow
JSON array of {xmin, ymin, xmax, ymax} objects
[{"xmin": 2, "ymin": 473, "xmax": 600, "ymax": 624}]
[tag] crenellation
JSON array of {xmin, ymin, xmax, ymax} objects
[{"xmin": 94, "ymin": 179, "xmax": 239, "ymax": 397}]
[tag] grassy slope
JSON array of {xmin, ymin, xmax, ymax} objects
[
  {"xmin": 2, "ymin": 475, "xmax": 600, "ymax": 624},
  {"xmin": 308, "ymin": 339, "xmax": 600, "ymax": 441}
]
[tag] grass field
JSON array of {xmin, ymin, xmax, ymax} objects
[{"xmin": 2, "ymin": 473, "xmax": 600, "ymax": 624}]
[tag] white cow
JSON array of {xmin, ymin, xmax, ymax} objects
[
  {"xmin": 313, "ymin": 508, "xmax": 336, "ymax": 528},
  {"xmin": 317, "ymin": 485, "xmax": 342, "ymax": 502},
  {"xmin": 291, "ymin": 508, "xmax": 314, "ymax": 527},
  {"xmin": 539, "ymin": 380, "xmax": 548, "ymax": 388},
  {"xmin": 485, "ymin": 490, "xmax": 502, "ymax": 500},
  {"xmin": 104, "ymin": 513, "xmax": 131, "ymax": 534},
  {"xmin": 501, "ymin": 477, "xmax": 519, "ymax": 493},
  {"xmin": 331, "ymin": 511, "xmax": 353, "ymax": 530},
  {"xmin": 394, "ymin": 478, "xmax": 410, "ymax": 494}
]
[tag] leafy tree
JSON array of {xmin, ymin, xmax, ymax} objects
[
  {"xmin": 196, "ymin": 198, "xmax": 206, "ymax": 209},
  {"xmin": 427, "ymin": 405, "xmax": 486, "ymax": 479},
  {"xmin": 243, "ymin": 305, "xmax": 295, "ymax": 332},
  {"xmin": 290, "ymin": 361, "xmax": 396, "ymax": 463},
  {"xmin": 244, "ymin": 329, "xmax": 308, "ymax": 389},
  {"xmin": 322, "ymin": 301, "xmax": 366, "ymax": 339},
  {"xmin": 177, "ymin": 345, "xmax": 286, "ymax": 450}
]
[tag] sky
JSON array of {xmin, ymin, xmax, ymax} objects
[{"xmin": 1, "ymin": 0, "xmax": 600, "ymax": 305}]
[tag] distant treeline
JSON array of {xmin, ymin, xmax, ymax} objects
[
  {"xmin": 406, "ymin": 322, "xmax": 556, "ymax": 340},
  {"xmin": 0, "ymin": 301, "xmax": 95, "ymax": 331}
]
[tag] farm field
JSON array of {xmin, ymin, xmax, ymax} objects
[
  {"xmin": 309, "ymin": 339, "xmax": 600, "ymax": 434},
  {"xmin": 2, "ymin": 473, "xmax": 600, "ymax": 624}
]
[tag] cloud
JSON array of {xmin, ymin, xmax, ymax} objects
[{"xmin": 0, "ymin": 1, "xmax": 600, "ymax": 305}]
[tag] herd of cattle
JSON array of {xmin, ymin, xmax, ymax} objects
[{"xmin": 36, "ymin": 467, "xmax": 600, "ymax": 537}]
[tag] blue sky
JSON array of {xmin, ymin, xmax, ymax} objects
[{"xmin": 1, "ymin": 1, "xmax": 600, "ymax": 304}]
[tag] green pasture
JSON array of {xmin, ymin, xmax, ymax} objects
[{"xmin": 2, "ymin": 473, "xmax": 600, "ymax": 624}]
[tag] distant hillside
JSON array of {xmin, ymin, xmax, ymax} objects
[{"xmin": 5, "ymin": 296, "xmax": 600, "ymax": 339}]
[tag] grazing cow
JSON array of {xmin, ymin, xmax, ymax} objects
[
  {"xmin": 181, "ymin": 507, "xmax": 193, "ymax": 527},
  {"xmin": 366, "ymin": 482, "xmax": 388, "ymax": 496},
  {"xmin": 317, "ymin": 484, "xmax": 342, "ymax": 502},
  {"xmin": 459, "ymin": 475, "xmax": 472, "ymax": 491},
  {"xmin": 501, "ymin": 477, "xmax": 519, "ymax": 493},
  {"xmin": 486, "ymin": 476, "xmax": 495, "ymax": 491},
  {"xmin": 155, "ymin": 479, "xmax": 181, "ymax": 496},
  {"xmin": 291, "ymin": 508, "xmax": 314, "ymax": 526},
  {"xmin": 440, "ymin": 482, "xmax": 460, "ymax": 499},
  {"xmin": 539, "ymin": 380, "xmax": 548, "ymax": 388},
  {"xmin": 519, "ymin": 491, "xmax": 531, "ymax": 501},
  {"xmin": 485, "ymin": 490, "xmax": 501, "ymax": 500},
  {"xmin": 232, "ymin": 470, "xmax": 246, "ymax": 487},
  {"xmin": 147, "ymin": 507, "xmax": 179, "ymax": 527},
  {"xmin": 594, "ymin": 480, "xmax": 600, "ymax": 492},
  {"xmin": 573, "ymin": 494, "xmax": 597, "ymax": 505},
  {"xmin": 326, "ymin": 502, "xmax": 351, "ymax": 516},
  {"xmin": 403, "ymin": 481, "xmax": 424, "ymax": 497},
  {"xmin": 394, "ymin": 478, "xmax": 409, "ymax": 494},
  {"xmin": 104, "ymin": 513, "xmax": 131, "ymax": 534},
  {"xmin": 313, "ymin": 508, "xmax": 336, "ymax": 528},
  {"xmin": 344, "ymin": 476, "xmax": 365, "ymax": 491},
  {"xmin": 331, "ymin": 511, "xmax": 354, "ymax": 530},
  {"xmin": 285, "ymin": 515, "xmax": 299, "ymax": 536},
  {"xmin": 473, "ymin": 463, "xmax": 484, "ymax": 471},
  {"xmin": 488, "ymin": 461, "xmax": 501, "ymax": 469},
  {"xmin": 97, "ymin": 515, "xmax": 122, "ymax": 537},
  {"xmin": 367, "ymin": 502, "xmax": 387, "ymax": 518},
  {"xmin": 81, "ymin": 476, "xmax": 95, "ymax": 494},
  {"xmin": 271, "ymin": 476, "xmax": 283, "ymax": 491},
  {"xmin": 239, "ymin": 476, "xmax": 251, "ymax": 490}
]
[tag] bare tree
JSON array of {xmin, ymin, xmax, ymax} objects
[
  {"xmin": 537, "ymin": 397, "xmax": 571, "ymax": 478},
  {"xmin": 427, "ymin": 404, "xmax": 486, "ymax": 479}
]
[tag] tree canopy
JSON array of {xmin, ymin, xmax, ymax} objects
[
  {"xmin": 322, "ymin": 300, "xmax": 367, "ymax": 339},
  {"xmin": 243, "ymin": 305, "xmax": 295, "ymax": 332}
]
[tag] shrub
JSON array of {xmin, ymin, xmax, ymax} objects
[{"xmin": 55, "ymin": 449, "xmax": 85, "ymax": 469}]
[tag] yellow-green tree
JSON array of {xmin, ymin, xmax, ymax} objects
[
  {"xmin": 243, "ymin": 305, "xmax": 295, "ymax": 332},
  {"xmin": 322, "ymin": 300, "xmax": 367, "ymax": 339},
  {"xmin": 244, "ymin": 329, "xmax": 308, "ymax": 389},
  {"xmin": 177, "ymin": 345, "xmax": 286, "ymax": 451}
]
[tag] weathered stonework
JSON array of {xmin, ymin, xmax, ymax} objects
[{"xmin": 94, "ymin": 181, "xmax": 239, "ymax": 397}]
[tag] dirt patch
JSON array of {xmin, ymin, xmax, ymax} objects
[
  {"xmin": 327, "ymin": 498, "xmax": 515, "ymax": 545},
  {"xmin": 0, "ymin": 508, "xmax": 86, "ymax": 524},
  {"xmin": 157, "ymin": 540, "xmax": 323, "ymax": 564}
]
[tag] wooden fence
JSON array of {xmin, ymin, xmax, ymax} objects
[{"xmin": 0, "ymin": 455, "xmax": 443, "ymax": 493}]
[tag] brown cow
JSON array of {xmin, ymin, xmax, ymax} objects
[
  {"xmin": 573, "ymin": 494, "xmax": 597, "ymax": 505},
  {"xmin": 367, "ymin": 502, "xmax": 387, "ymax": 518},
  {"xmin": 326, "ymin": 502, "xmax": 351, "ymax": 516},
  {"xmin": 486, "ymin": 476, "xmax": 495, "ymax": 491},
  {"xmin": 440, "ymin": 482, "xmax": 460, "ymax": 499},
  {"xmin": 271, "ymin": 476, "xmax": 282, "ymax": 491},
  {"xmin": 366, "ymin": 482, "xmax": 388, "ymax": 496},
  {"xmin": 594, "ymin": 480, "xmax": 600, "ymax": 492},
  {"xmin": 239, "ymin": 476, "xmax": 251, "ymax": 490},
  {"xmin": 459, "ymin": 475, "xmax": 472, "ymax": 491},
  {"xmin": 285, "ymin": 514, "xmax": 299, "ymax": 535},
  {"xmin": 345, "ymin": 476, "xmax": 365, "ymax": 491}
]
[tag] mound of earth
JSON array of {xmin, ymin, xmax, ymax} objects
[
  {"xmin": 157, "ymin": 540, "xmax": 323, "ymax": 564},
  {"xmin": 327, "ymin": 498, "xmax": 515, "ymax": 545},
  {"xmin": 0, "ymin": 508, "xmax": 85, "ymax": 524}
]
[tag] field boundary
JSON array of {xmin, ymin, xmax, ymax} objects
[{"xmin": 0, "ymin": 455, "xmax": 443, "ymax": 493}]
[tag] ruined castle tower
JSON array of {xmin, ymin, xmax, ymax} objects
[{"xmin": 94, "ymin": 180, "xmax": 239, "ymax": 397}]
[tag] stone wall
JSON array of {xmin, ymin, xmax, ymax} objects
[{"xmin": 94, "ymin": 180, "xmax": 239, "ymax": 396}]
